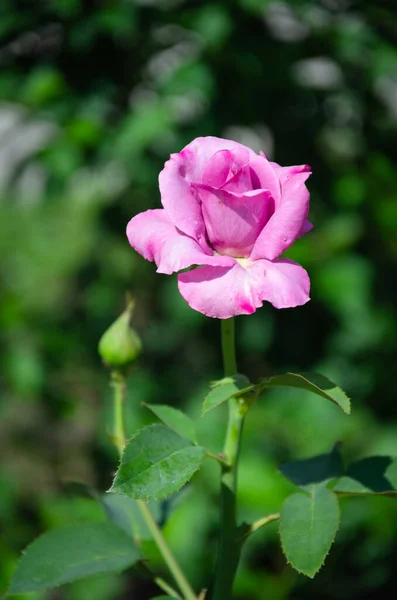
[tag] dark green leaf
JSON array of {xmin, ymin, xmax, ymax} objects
[
  {"xmin": 101, "ymin": 493, "xmax": 160, "ymax": 540},
  {"xmin": 110, "ymin": 424, "xmax": 206, "ymax": 500},
  {"xmin": 62, "ymin": 480, "xmax": 98, "ymax": 499},
  {"xmin": 334, "ymin": 456, "xmax": 397, "ymax": 497},
  {"xmin": 259, "ymin": 372, "xmax": 350, "ymax": 414},
  {"xmin": 280, "ymin": 486, "xmax": 340, "ymax": 578},
  {"xmin": 143, "ymin": 403, "xmax": 197, "ymax": 444},
  {"xmin": 279, "ymin": 445, "xmax": 344, "ymax": 488},
  {"xmin": 202, "ymin": 374, "xmax": 253, "ymax": 416},
  {"xmin": 8, "ymin": 522, "xmax": 140, "ymax": 594}
]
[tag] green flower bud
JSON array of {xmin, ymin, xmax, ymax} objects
[{"xmin": 98, "ymin": 299, "xmax": 142, "ymax": 370}]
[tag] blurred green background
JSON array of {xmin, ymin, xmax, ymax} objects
[{"xmin": 1, "ymin": 0, "xmax": 397, "ymax": 598}]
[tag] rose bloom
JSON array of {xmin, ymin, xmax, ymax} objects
[{"xmin": 127, "ymin": 137, "xmax": 312, "ymax": 319}]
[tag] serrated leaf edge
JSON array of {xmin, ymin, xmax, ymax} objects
[
  {"xmin": 279, "ymin": 488, "xmax": 340, "ymax": 578},
  {"xmin": 259, "ymin": 372, "xmax": 351, "ymax": 415},
  {"xmin": 110, "ymin": 446, "xmax": 206, "ymax": 501},
  {"xmin": 109, "ymin": 424, "xmax": 206, "ymax": 501},
  {"xmin": 8, "ymin": 522, "xmax": 138, "ymax": 595}
]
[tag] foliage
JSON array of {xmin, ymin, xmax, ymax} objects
[
  {"xmin": 279, "ymin": 486, "xmax": 340, "ymax": 578},
  {"xmin": 8, "ymin": 522, "xmax": 140, "ymax": 594},
  {"xmin": 1, "ymin": 0, "xmax": 397, "ymax": 598},
  {"xmin": 110, "ymin": 424, "xmax": 206, "ymax": 500}
]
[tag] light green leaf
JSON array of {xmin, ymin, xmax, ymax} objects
[
  {"xmin": 143, "ymin": 403, "xmax": 197, "ymax": 444},
  {"xmin": 334, "ymin": 456, "xmax": 397, "ymax": 497},
  {"xmin": 8, "ymin": 522, "xmax": 140, "ymax": 594},
  {"xmin": 279, "ymin": 445, "xmax": 344, "ymax": 488},
  {"xmin": 279, "ymin": 486, "xmax": 340, "ymax": 578},
  {"xmin": 259, "ymin": 372, "xmax": 350, "ymax": 414},
  {"xmin": 202, "ymin": 374, "xmax": 253, "ymax": 416},
  {"xmin": 110, "ymin": 424, "xmax": 206, "ymax": 500}
]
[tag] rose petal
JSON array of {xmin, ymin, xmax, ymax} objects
[
  {"xmin": 201, "ymin": 149, "xmax": 234, "ymax": 188},
  {"xmin": 249, "ymin": 257, "xmax": 310, "ymax": 309},
  {"xmin": 272, "ymin": 162, "xmax": 313, "ymax": 239},
  {"xmin": 298, "ymin": 219, "xmax": 313, "ymax": 237},
  {"xmin": 177, "ymin": 257, "xmax": 310, "ymax": 318},
  {"xmin": 182, "ymin": 136, "xmax": 256, "ymax": 181},
  {"xmin": 244, "ymin": 154, "xmax": 282, "ymax": 202},
  {"xmin": 177, "ymin": 263, "xmax": 262, "ymax": 319},
  {"xmin": 159, "ymin": 137, "xmax": 282, "ymax": 249},
  {"xmin": 159, "ymin": 138, "xmax": 256, "ymax": 250},
  {"xmin": 271, "ymin": 161, "xmax": 311, "ymax": 214},
  {"xmin": 220, "ymin": 163, "xmax": 260, "ymax": 194},
  {"xmin": 126, "ymin": 209, "xmax": 234, "ymax": 275},
  {"xmin": 270, "ymin": 162, "xmax": 311, "ymax": 186},
  {"xmin": 192, "ymin": 184, "xmax": 272, "ymax": 257},
  {"xmin": 159, "ymin": 154, "xmax": 209, "ymax": 250},
  {"xmin": 201, "ymin": 147, "xmax": 250, "ymax": 188},
  {"xmin": 250, "ymin": 171, "xmax": 311, "ymax": 261}
]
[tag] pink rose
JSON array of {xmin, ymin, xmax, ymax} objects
[{"xmin": 127, "ymin": 136, "xmax": 312, "ymax": 319}]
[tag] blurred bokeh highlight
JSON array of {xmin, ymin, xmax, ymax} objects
[{"xmin": 1, "ymin": 0, "xmax": 397, "ymax": 598}]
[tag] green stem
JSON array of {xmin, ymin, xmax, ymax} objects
[
  {"xmin": 110, "ymin": 371, "xmax": 197, "ymax": 600},
  {"xmin": 212, "ymin": 319, "xmax": 246, "ymax": 600},
  {"xmin": 138, "ymin": 501, "xmax": 196, "ymax": 600},
  {"xmin": 155, "ymin": 577, "xmax": 183, "ymax": 599},
  {"xmin": 242, "ymin": 513, "xmax": 280, "ymax": 541},
  {"xmin": 111, "ymin": 371, "xmax": 126, "ymax": 455},
  {"xmin": 221, "ymin": 318, "xmax": 237, "ymax": 376},
  {"xmin": 206, "ymin": 451, "xmax": 228, "ymax": 467}
]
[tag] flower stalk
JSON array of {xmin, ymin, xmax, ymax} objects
[
  {"xmin": 212, "ymin": 319, "xmax": 247, "ymax": 600},
  {"xmin": 110, "ymin": 371, "xmax": 126, "ymax": 455},
  {"xmin": 110, "ymin": 371, "xmax": 197, "ymax": 600}
]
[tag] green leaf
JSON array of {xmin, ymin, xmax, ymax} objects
[
  {"xmin": 279, "ymin": 486, "xmax": 340, "ymax": 578},
  {"xmin": 62, "ymin": 480, "xmax": 98, "ymax": 499},
  {"xmin": 259, "ymin": 372, "xmax": 350, "ymax": 414},
  {"xmin": 279, "ymin": 445, "xmax": 344, "ymax": 488},
  {"xmin": 143, "ymin": 403, "xmax": 197, "ymax": 444},
  {"xmin": 8, "ymin": 522, "xmax": 140, "ymax": 594},
  {"xmin": 202, "ymin": 374, "xmax": 253, "ymax": 416},
  {"xmin": 110, "ymin": 424, "xmax": 206, "ymax": 500},
  {"xmin": 101, "ymin": 492, "xmax": 161, "ymax": 541},
  {"xmin": 334, "ymin": 456, "xmax": 397, "ymax": 497}
]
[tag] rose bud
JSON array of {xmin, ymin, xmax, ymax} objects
[{"xmin": 98, "ymin": 299, "xmax": 142, "ymax": 370}]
